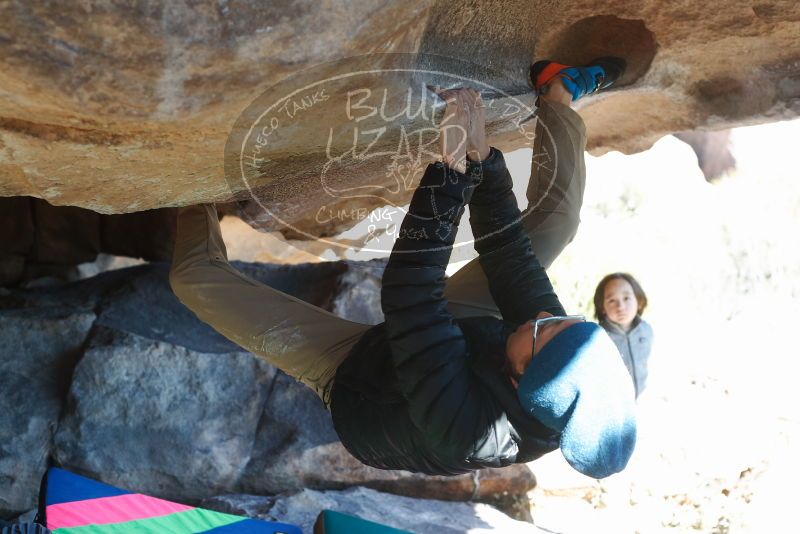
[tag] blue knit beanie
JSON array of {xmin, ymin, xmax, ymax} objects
[{"xmin": 517, "ymin": 321, "xmax": 637, "ymax": 478}]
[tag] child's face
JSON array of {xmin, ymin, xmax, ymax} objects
[{"xmin": 603, "ymin": 278, "xmax": 639, "ymax": 326}]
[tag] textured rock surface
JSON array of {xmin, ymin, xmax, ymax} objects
[
  {"xmin": 1, "ymin": 1, "xmax": 798, "ymax": 236},
  {"xmin": 0, "ymin": 311, "xmax": 95, "ymax": 515},
  {"xmin": 203, "ymin": 487, "xmax": 545, "ymax": 533},
  {"xmin": 674, "ymin": 130, "xmax": 737, "ymax": 182},
  {"xmin": 0, "ymin": 261, "xmax": 530, "ymax": 516},
  {"xmin": 53, "ymin": 326, "xmax": 276, "ymax": 501},
  {"xmin": 331, "ymin": 260, "xmax": 386, "ymax": 324}
]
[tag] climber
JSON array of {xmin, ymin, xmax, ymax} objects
[{"xmin": 169, "ymin": 58, "xmax": 636, "ymax": 479}]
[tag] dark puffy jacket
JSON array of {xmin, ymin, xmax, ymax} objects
[{"xmin": 331, "ymin": 149, "xmax": 566, "ymax": 476}]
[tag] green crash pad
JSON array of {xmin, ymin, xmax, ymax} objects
[{"xmin": 313, "ymin": 510, "xmax": 410, "ymax": 534}]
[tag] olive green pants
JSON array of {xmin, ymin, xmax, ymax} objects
[{"xmin": 169, "ymin": 100, "xmax": 587, "ymax": 406}]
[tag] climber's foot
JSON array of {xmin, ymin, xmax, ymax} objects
[{"xmin": 529, "ymin": 57, "xmax": 626, "ymax": 102}]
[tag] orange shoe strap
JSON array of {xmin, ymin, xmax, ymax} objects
[{"xmin": 536, "ymin": 62, "xmax": 572, "ymax": 89}]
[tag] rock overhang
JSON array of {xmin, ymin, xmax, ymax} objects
[{"xmin": 0, "ymin": 0, "xmax": 798, "ymax": 238}]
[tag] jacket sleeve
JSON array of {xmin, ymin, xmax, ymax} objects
[
  {"xmin": 467, "ymin": 148, "xmax": 565, "ymax": 324},
  {"xmin": 381, "ymin": 162, "xmax": 514, "ymax": 458}
]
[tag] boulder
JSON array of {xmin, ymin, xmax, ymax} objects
[
  {"xmin": 0, "ymin": 310, "xmax": 95, "ymax": 515},
  {"xmin": 203, "ymin": 486, "xmax": 545, "ymax": 533},
  {"xmin": 331, "ymin": 260, "xmax": 386, "ymax": 325},
  {"xmin": 674, "ymin": 130, "xmax": 737, "ymax": 182},
  {"xmin": 1, "ymin": 1, "xmax": 798, "ymax": 237},
  {"xmin": 53, "ymin": 326, "xmax": 275, "ymax": 501}
]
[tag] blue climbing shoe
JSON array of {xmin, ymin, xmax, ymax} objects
[{"xmin": 529, "ymin": 57, "xmax": 627, "ymax": 101}]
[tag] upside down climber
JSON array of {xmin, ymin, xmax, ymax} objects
[{"xmin": 169, "ymin": 57, "xmax": 637, "ymax": 479}]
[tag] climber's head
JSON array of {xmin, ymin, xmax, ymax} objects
[
  {"xmin": 504, "ymin": 315, "xmax": 638, "ymax": 478},
  {"xmin": 503, "ymin": 312, "xmax": 583, "ymax": 385}
]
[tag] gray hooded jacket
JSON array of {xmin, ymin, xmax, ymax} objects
[{"xmin": 600, "ymin": 316, "xmax": 653, "ymax": 397}]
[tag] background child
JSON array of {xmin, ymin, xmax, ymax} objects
[{"xmin": 594, "ymin": 273, "xmax": 654, "ymax": 398}]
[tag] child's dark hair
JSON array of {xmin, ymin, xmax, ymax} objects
[{"xmin": 593, "ymin": 273, "xmax": 648, "ymax": 321}]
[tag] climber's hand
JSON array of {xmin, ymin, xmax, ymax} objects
[
  {"xmin": 432, "ymin": 87, "xmax": 469, "ymax": 174},
  {"xmin": 463, "ymin": 89, "xmax": 491, "ymax": 162}
]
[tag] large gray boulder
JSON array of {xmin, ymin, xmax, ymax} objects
[
  {"xmin": 53, "ymin": 326, "xmax": 274, "ymax": 501},
  {"xmin": 0, "ymin": 310, "xmax": 95, "ymax": 515},
  {"xmin": 204, "ymin": 487, "xmax": 545, "ymax": 533}
]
